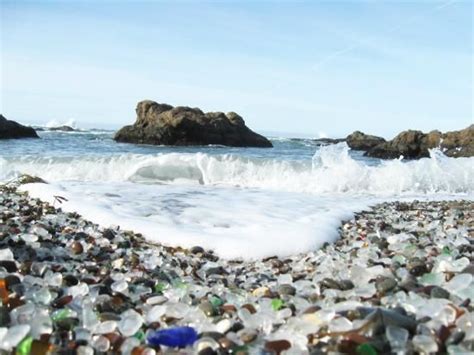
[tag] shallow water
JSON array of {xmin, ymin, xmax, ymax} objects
[{"xmin": 2, "ymin": 129, "xmax": 473, "ymax": 259}]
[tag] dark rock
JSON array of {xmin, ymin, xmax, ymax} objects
[
  {"xmin": 362, "ymin": 308, "xmax": 417, "ymax": 334},
  {"xmin": 321, "ymin": 278, "xmax": 343, "ymax": 290},
  {"xmin": 339, "ymin": 279, "xmax": 355, "ymax": 290},
  {"xmin": 114, "ymin": 100, "xmax": 272, "ymax": 148},
  {"xmin": 407, "ymin": 259, "xmax": 428, "ymax": 276},
  {"xmin": 15, "ymin": 174, "xmax": 47, "ymax": 185},
  {"xmin": 365, "ymin": 125, "xmax": 474, "ymax": 159},
  {"xmin": 190, "ymin": 246, "xmax": 205, "ymax": 255},
  {"xmin": 375, "ymin": 277, "xmax": 397, "ymax": 294},
  {"xmin": 461, "ymin": 263, "xmax": 474, "ymax": 275},
  {"xmin": 346, "ymin": 131, "xmax": 386, "ymax": 151},
  {"xmin": 0, "ymin": 260, "xmax": 17, "ymax": 272},
  {"xmin": 277, "ymin": 284, "xmax": 296, "ymax": 296},
  {"xmin": 430, "ymin": 286, "xmax": 450, "ymax": 299},
  {"xmin": 264, "ymin": 339, "xmax": 292, "ymax": 354},
  {"xmin": 0, "ymin": 307, "xmax": 10, "ymax": 326},
  {"xmin": 0, "ymin": 114, "xmax": 39, "ymax": 139},
  {"xmin": 313, "ymin": 137, "xmax": 346, "ymax": 146},
  {"xmin": 48, "ymin": 125, "xmax": 75, "ymax": 132}
]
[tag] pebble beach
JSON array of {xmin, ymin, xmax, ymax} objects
[{"xmin": 0, "ymin": 183, "xmax": 472, "ymax": 354}]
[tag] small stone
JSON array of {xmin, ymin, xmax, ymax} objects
[
  {"xmin": 147, "ymin": 326, "xmax": 198, "ymax": 348},
  {"xmin": 339, "ymin": 279, "xmax": 355, "ymax": 290},
  {"xmin": 407, "ymin": 259, "xmax": 428, "ymax": 276},
  {"xmin": 199, "ymin": 301, "xmax": 216, "ymax": 317},
  {"xmin": 430, "ymin": 286, "xmax": 450, "ymax": 299},
  {"xmin": 118, "ymin": 309, "xmax": 143, "ymax": 337},
  {"xmin": 356, "ymin": 343, "xmax": 377, "ymax": 355},
  {"xmin": 240, "ymin": 330, "xmax": 257, "ymax": 344},
  {"xmin": 0, "ymin": 249, "xmax": 14, "ymax": 261},
  {"xmin": 412, "ymin": 335, "xmax": 438, "ymax": 353},
  {"xmin": 215, "ymin": 319, "xmax": 232, "ymax": 334},
  {"xmin": 71, "ymin": 241, "xmax": 84, "ymax": 254},
  {"xmin": 277, "ymin": 284, "xmax": 296, "ymax": 296},
  {"xmin": 241, "ymin": 304, "xmax": 256, "ymax": 314},
  {"xmin": 0, "ymin": 324, "xmax": 30, "ymax": 350},
  {"xmin": 264, "ymin": 340, "xmax": 291, "ymax": 354},
  {"xmin": 190, "ymin": 246, "xmax": 204, "ymax": 254},
  {"xmin": 0, "ymin": 261, "xmax": 17, "ymax": 272},
  {"xmin": 375, "ymin": 277, "xmax": 397, "ymax": 294},
  {"xmin": 321, "ymin": 278, "xmax": 342, "ymax": 290}
]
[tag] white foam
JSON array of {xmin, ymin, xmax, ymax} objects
[
  {"xmin": 6, "ymin": 144, "xmax": 473, "ymax": 259},
  {"xmin": 2, "ymin": 144, "xmax": 473, "ymax": 195},
  {"xmin": 21, "ymin": 182, "xmax": 375, "ymax": 259},
  {"xmin": 45, "ymin": 119, "xmax": 77, "ymax": 129}
]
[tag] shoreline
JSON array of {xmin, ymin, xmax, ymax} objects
[{"xmin": 0, "ymin": 187, "xmax": 472, "ymax": 354}]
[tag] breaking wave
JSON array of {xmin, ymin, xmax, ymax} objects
[{"xmin": 1, "ymin": 144, "xmax": 473, "ymax": 196}]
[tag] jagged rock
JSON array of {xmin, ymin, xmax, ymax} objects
[
  {"xmin": 0, "ymin": 115, "xmax": 39, "ymax": 139},
  {"xmin": 114, "ymin": 100, "xmax": 272, "ymax": 148},
  {"xmin": 366, "ymin": 125, "xmax": 473, "ymax": 159},
  {"xmin": 346, "ymin": 131, "xmax": 386, "ymax": 151},
  {"xmin": 441, "ymin": 125, "xmax": 474, "ymax": 157}
]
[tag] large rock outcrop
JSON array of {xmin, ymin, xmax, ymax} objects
[
  {"xmin": 346, "ymin": 131, "xmax": 386, "ymax": 151},
  {"xmin": 114, "ymin": 100, "xmax": 272, "ymax": 148},
  {"xmin": 0, "ymin": 115, "xmax": 39, "ymax": 139},
  {"xmin": 366, "ymin": 125, "xmax": 473, "ymax": 159}
]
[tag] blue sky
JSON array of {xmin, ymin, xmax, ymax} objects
[{"xmin": 1, "ymin": 0, "xmax": 472, "ymax": 138}]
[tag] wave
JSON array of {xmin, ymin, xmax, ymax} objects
[
  {"xmin": 1, "ymin": 144, "xmax": 473, "ymax": 196},
  {"xmin": 45, "ymin": 119, "xmax": 77, "ymax": 129}
]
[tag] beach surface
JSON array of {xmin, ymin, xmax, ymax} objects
[{"xmin": 0, "ymin": 186, "xmax": 472, "ymax": 354}]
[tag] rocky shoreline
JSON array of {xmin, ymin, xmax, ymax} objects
[{"xmin": 0, "ymin": 186, "xmax": 472, "ymax": 354}]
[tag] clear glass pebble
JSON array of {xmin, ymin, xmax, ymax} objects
[
  {"xmin": 0, "ymin": 324, "xmax": 30, "ymax": 351},
  {"xmin": 412, "ymin": 334, "xmax": 438, "ymax": 354},
  {"xmin": 0, "ymin": 248, "xmax": 14, "ymax": 261},
  {"xmin": 118, "ymin": 309, "xmax": 143, "ymax": 337}
]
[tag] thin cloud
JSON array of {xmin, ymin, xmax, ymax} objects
[{"xmin": 312, "ymin": 0, "xmax": 458, "ymax": 71}]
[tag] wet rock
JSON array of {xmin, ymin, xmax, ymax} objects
[
  {"xmin": 346, "ymin": 131, "xmax": 386, "ymax": 151},
  {"xmin": 0, "ymin": 115, "xmax": 39, "ymax": 139},
  {"xmin": 114, "ymin": 100, "xmax": 273, "ymax": 148},
  {"xmin": 365, "ymin": 125, "xmax": 474, "ymax": 159}
]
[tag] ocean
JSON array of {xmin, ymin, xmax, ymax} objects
[{"xmin": 1, "ymin": 129, "xmax": 473, "ymax": 259}]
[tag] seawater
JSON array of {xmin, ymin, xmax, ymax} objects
[{"xmin": 1, "ymin": 129, "xmax": 473, "ymax": 259}]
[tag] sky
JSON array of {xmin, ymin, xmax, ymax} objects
[{"xmin": 1, "ymin": 0, "xmax": 472, "ymax": 138}]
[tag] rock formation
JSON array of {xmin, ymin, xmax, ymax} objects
[
  {"xmin": 48, "ymin": 125, "xmax": 75, "ymax": 132},
  {"xmin": 365, "ymin": 125, "xmax": 473, "ymax": 159},
  {"xmin": 0, "ymin": 115, "xmax": 39, "ymax": 139},
  {"xmin": 114, "ymin": 100, "xmax": 272, "ymax": 148},
  {"xmin": 346, "ymin": 131, "xmax": 386, "ymax": 151}
]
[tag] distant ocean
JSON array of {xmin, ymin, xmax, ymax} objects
[{"xmin": 1, "ymin": 127, "xmax": 473, "ymax": 259}]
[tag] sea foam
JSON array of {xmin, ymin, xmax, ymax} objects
[
  {"xmin": 8, "ymin": 144, "xmax": 472, "ymax": 259},
  {"xmin": 3, "ymin": 144, "xmax": 473, "ymax": 195}
]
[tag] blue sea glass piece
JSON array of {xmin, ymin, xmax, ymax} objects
[{"xmin": 147, "ymin": 326, "xmax": 198, "ymax": 348}]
